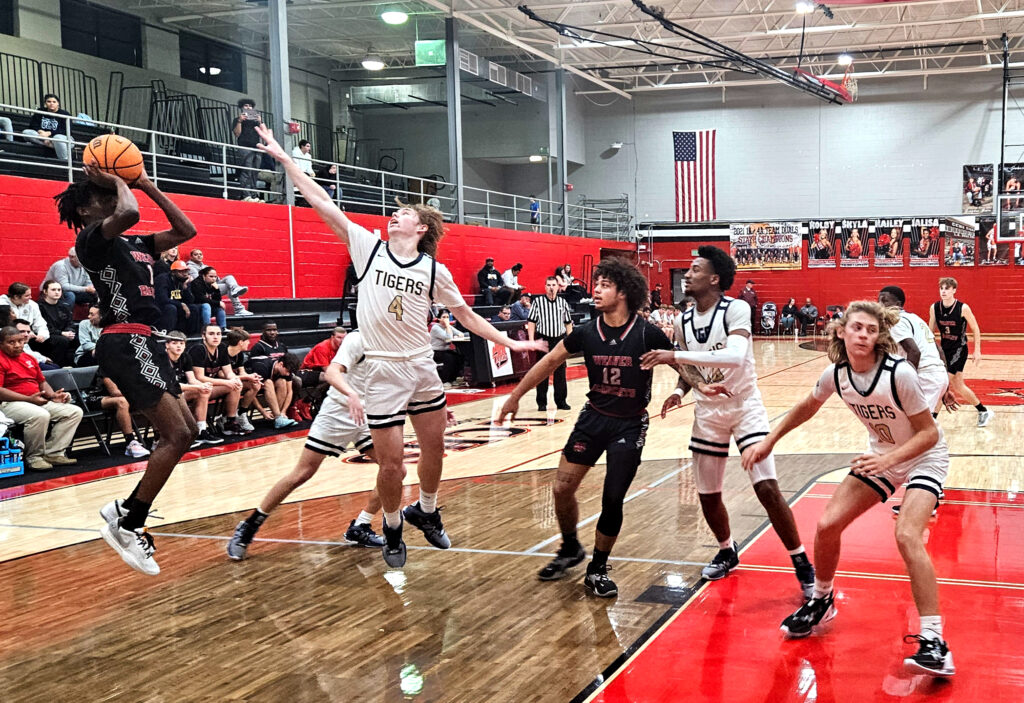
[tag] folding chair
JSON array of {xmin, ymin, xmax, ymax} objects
[{"xmin": 44, "ymin": 367, "xmax": 112, "ymax": 456}]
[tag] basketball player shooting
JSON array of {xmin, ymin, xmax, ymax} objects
[
  {"xmin": 254, "ymin": 125, "xmax": 547, "ymax": 568},
  {"xmin": 55, "ymin": 164, "xmax": 199, "ymax": 575}
]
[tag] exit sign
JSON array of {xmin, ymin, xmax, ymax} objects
[{"xmin": 415, "ymin": 40, "xmax": 446, "ymax": 66}]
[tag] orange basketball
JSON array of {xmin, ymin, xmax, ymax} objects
[{"xmin": 83, "ymin": 134, "xmax": 144, "ymax": 184}]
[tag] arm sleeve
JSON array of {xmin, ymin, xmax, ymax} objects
[
  {"xmin": 563, "ymin": 326, "xmax": 584, "ymax": 354},
  {"xmin": 894, "ymin": 362, "xmax": 929, "ymax": 416},
  {"xmin": 345, "ymin": 221, "xmax": 380, "ymax": 274},
  {"xmin": 431, "ymin": 263, "xmax": 467, "ymax": 309},
  {"xmin": 811, "ymin": 365, "xmax": 836, "ymax": 402},
  {"xmin": 674, "ymin": 333, "xmax": 748, "ymax": 367}
]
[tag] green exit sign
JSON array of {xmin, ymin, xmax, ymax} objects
[
  {"xmin": 538, "ymin": 146, "xmax": 549, "ymax": 155},
  {"xmin": 415, "ymin": 40, "xmax": 446, "ymax": 66}
]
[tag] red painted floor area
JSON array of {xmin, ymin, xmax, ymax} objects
[{"xmin": 591, "ymin": 484, "xmax": 1024, "ymax": 703}]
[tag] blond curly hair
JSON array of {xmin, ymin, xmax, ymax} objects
[
  {"xmin": 825, "ymin": 300, "xmax": 901, "ymax": 365},
  {"xmin": 394, "ymin": 198, "xmax": 445, "ymax": 258}
]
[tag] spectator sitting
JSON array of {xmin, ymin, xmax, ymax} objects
[
  {"xmin": 245, "ymin": 348, "xmax": 301, "ymax": 429},
  {"xmin": 555, "ymin": 264, "xmax": 588, "ymax": 304},
  {"xmin": 0, "ymin": 114, "xmax": 13, "ymax": 145},
  {"xmin": 75, "ymin": 305, "xmax": 101, "ymax": 366},
  {"xmin": 37, "ymin": 280, "xmax": 77, "ymax": 366},
  {"xmin": 163, "ymin": 331, "xmax": 224, "ymax": 448},
  {"xmin": 158, "ymin": 260, "xmax": 205, "ymax": 334},
  {"xmin": 232, "ymin": 98, "xmax": 263, "ymax": 202},
  {"xmin": 14, "ymin": 319, "xmax": 58, "ymax": 370},
  {"xmin": 21, "ymin": 93, "xmax": 72, "ymax": 162},
  {"xmin": 153, "ymin": 246, "xmax": 179, "ymax": 279},
  {"xmin": 295, "ymin": 327, "xmax": 348, "ymax": 418},
  {"xmin": 186, "ymin": 249, "xmax": 252, "ymax": 316},
  {"xmin": 315, "ymin": 161, "xmax": 338, "ymax": 200},
  {"xmin": 0, "ymin": 325, "xmax": 83, "ymax": 470},
  {"xmin": 650, "ymin": 282, "xmax": 664, "ymax": 308},
  {"xmin": 41, "ymin": 246, "xmax": 96, "ymax": 308},
  {"xmin": 491, "ymin": 305, "xmax": 513, "ymax": 323},
  {"xmin": 291, "ymin": 139, "xmax": 315, "ymax": 177},
  {"xmin": 1, "ymin": 283, "xmax": 50, "ymax": 348},
  {"xmin": 186, "ymin": 324, "xmax": 249, "ymax": 437},
  {"xmin": 430, "ymin": 311, "xmax": 464, "ymax": 385},
  {"xmin": 800, "ymin": 298, "xmax": 819, "ymax": 327},
  {"xmin": 780, "ymin": 298, "xmax": 799, "ymax": 334},
  {"xmin": 501, "ymin": 263, "xmax": 524, "ymax": 305},
  {"xmin": 84, "ymin": 372, "xmax": 150, "ymax": 458},
  {"xmin": 189, "ymin": 267, "xmax": 228, "ymax": 329},
  {"xmin": 476, "ymin": 257, "xmax": 504, "ymax": 306},
  {"xmin": 225, "ymin": 328, "xmax": 267, "ymax": 424},
  {"xmin": 510, "ymin": 293, "xmax": 532, "ymax": 321}
]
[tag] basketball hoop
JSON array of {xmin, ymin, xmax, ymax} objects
[{"xmin": 841, "ymin": 71, "xmax": 858, "ymax": 102}]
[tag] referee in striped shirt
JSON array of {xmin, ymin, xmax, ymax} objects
[{"xmin": 528, "ymin": 276, "xmax": 574, "ymax": 410}]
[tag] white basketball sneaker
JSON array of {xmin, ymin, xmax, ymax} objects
[{"xmin": 100, "ymin": 520, "xmax": 160, "ymax": 576}]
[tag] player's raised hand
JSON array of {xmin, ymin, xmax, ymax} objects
[
  {"xmin": 660, "ymin": 392, "xmax": 681, "ymax": 419},
  {"xmin": 82, "ymin": 163, "xmax": 123, "ymax": 189},
  {"xmin": 254, "ymin": 124, "xmax": 287, "ymax": 162},
  {"xmin": 741, "ymin": 440, "xmax": 772, "ymax": 472},
  {"xmin": 640, "ymin": 349, "xmax": 675, "ymax": 369},
  {"xmin": 497, "ymin": 396, "xmax": 519, "ymax": 424}
]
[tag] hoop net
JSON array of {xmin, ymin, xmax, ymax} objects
[{"xmin": 843, "ymin": 74, "xmax": 858, "ymax": 102}]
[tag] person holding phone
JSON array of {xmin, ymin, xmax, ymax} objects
[{"xmin": 232, "ymin": 98, "xmax": 264, "ymax": 202}]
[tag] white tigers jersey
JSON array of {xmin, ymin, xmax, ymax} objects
[
  {"xmin": 813, "ymin": 354, "xmax": 948, "ymax": 474},
  {"xmin": 674, "ymin": 296, "xmax": 760, "ymax": 404},
  {"xmin": 891, "ymin": 310, "xmax": 945, "ymax": 373},
  {"xmin": 326, "ymin": 330, "xmax": 369, "ymax": 407},
  {"xmin": 347, "ymin": 221, "xmax": 466, "ymax": 356}
]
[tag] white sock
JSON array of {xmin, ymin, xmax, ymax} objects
[
  {"xmin": 718, "ymin": 537, "xmax": 733, "ymax": 550},
  {"xmin": 787, "ymin": 545, "xmax": 806, "ymax": 556},
  {"xmin": 419, "ymin": 490, "xmax": 438, "ymax": 513},
  {"xmin": 197, "ymin": 421, "xmax": 207, "ymax": 431},
  {"xmin": 813, "ymin": 579, "xmax": 833, "ymax": 599},
  {"xmin": 919, "ymin": 615, "xmax": 943, "ymax": 640},
  {"xmin": 355, "ymin": 510, "xmax": 374, "ymax": 526},
  {"xmin": 384, "ymin": 510, "xmax": 402, "ymax": 529}
]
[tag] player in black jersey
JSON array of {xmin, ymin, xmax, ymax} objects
[
  {"xmin": 499, "ymin": 259, "xmax": 672, "ymax": 597},
  {"xmin": 929, "ymin": 277, "xmax": 991, "ymax": 427},
  {"xmin": 55, "ymin": 165, "xmax": 199, "ymax": 575}
]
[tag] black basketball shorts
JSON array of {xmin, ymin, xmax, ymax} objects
[
  {"xmin": 943, "ymin": 344, "xmax": 968, "ymax": 374},
  {"xmin": 562, "ymin": 404, "xmax": 648, "ymax": 468},
  {"xmin": 96, "ymin": 329, "xmax": 180, "ymax": 411}
]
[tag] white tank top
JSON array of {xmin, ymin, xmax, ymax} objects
[
  {"xmin": 347, "ymin": 221, "xmax": 465, "ymax": 356},
  {"xmin": 326, "ymin": 330, "xmax": 369, "ymax": 407},
  {"xmin": 675, "ymin": 296, "xmax": 761, "ymax": 404}
]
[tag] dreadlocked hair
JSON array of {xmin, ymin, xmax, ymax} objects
[
  {"xmin": 394, "ymin": 197, "xmax": 445, "ymax": 258},
  {"xmin": 54, "ymin": 180, "xmax": 105, "ymax": 231},
  {"xmin": 825, "ymin": 300, "xmax": 901, "ymax": 366}
]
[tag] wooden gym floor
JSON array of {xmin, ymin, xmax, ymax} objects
[{"xmin": 0, "ymin": 338, "xmax": 1021, "ymax": 702}]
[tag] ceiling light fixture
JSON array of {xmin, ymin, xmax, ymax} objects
[
  {"xmin": 199, "ymin": 66, "xmax": 222, "ymax": 75},
  {"xmin": 529, "ymin": 155, "xmax": 544, "ymax": 162},
  {"xmin": 381, "ymin": 10, "xmax": 408, "ymax": 25},
  {"xmin": 362, "ymin": 53, "xmax": 386, "ymax": 71},
  {"xmin": 837, "ymin": 53, "xmax": 853, "ymax": 66}
]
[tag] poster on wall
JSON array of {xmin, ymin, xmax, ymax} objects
[
  {"xmin": 486, "ymin": 339, "xmax": 514, "ymax": 379},
  {"xmin": 807, "ymin": 220, "xmax": 837, "ymax": 268},
  {"xmin": 962, "ymin": 164, "xmax": 994, "ymax": 214},
  {"xmin": 909, "ymin": 218, "xmax": 941, "ymax": 267},
  {"xmin": 943, "ymin": 218, "xmax": 975, "ymax": 267},
  {"xmin": 838, "ymin": 219, "xmax": 869, "ymax": 268},
  {"xmin": 1001, "ymin": 163, "xmax": 1024, "ymax": 213},
  {"xmin": 978, "ymin": 217, "xmax": 1011, "ymax": 265},
  {"xmin": 871, "ymin": 219, "xmax": 906, "ymax": 267},
  {"xmin": 729, "ymin": 222, "xmax": 802, "ymax": 270}
]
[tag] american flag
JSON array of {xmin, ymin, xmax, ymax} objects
[{"xmin": 674, "ymin": 130, "xmax": 716, "ymax": 222}]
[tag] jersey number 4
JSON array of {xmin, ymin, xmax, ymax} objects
[{"xmin": 388, "ymin": 295, "xmax": 404, "ymax": 321}]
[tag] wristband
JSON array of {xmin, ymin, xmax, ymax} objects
[
  {"xmin": 673, "ymin": 351, "xmax": 687, "ymax": 362},
  {"xmin": 672, "ymin": 388, "xmax": 684, "ymax": 398}
]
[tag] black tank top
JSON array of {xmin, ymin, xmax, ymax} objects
[
  {"xmin": 932, "ymin": 300, "xmax": 966, "ymax": 349},
  {"xmin": 75, "ymin": 222, "xmax": 161, "ymax": 327}
]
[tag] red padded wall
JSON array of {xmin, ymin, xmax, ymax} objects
[
  {"xmin": 645, "ymin": 238, "xmax": 1023, "ymax": 333},
  {"xmin": 0, "ymin": 175, "xmax": 632, "ymax": 301}
]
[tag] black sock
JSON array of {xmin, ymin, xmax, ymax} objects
[
  {"xmin": 245, "ymin": 508, "xmax": 269, "ymax": 529},
  {"xmin": 124, "ymin": 432, "xmax": 136, "ymax": 444},
  {"xmin": 790, "ymin": 552, "xmax": 810, "ymax": 568},
  {"xmin": 121, "ymin": 498, "xmax": 152, "ymax": 531},
  {"xmin": 975, "ymin": 403, "xmax": 987, "ymax": 412},
  {"xmin": 589, "ymin": 548, "xmax": 610, "ymax": 572}
]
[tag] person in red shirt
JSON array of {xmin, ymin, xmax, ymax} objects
[
  {"xmin": 295, "ymin": 327, "xmax": 348, "ymax": 420},
  {"xmin": 0, "ymin": 325, "xmax": 83, "ymax": 470}
]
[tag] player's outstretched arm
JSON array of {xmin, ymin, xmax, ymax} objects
[
  {"xmin": 132, "ymin": 168, "xmax": 198, "ymax": 251},
  {"xmin": 496, "ymin": 341, "xmax": 571, "ymax": 422},
  {"xmin": 450, "ymin": 306, "xmax": 548, "ymax": 355},
  {"xmin": 641, "ymin": 331, "xmax": 749, "ymax": 370},
  {"xmin": 83, "ymin": 164, "xmax": 140, "ymax": 241},
  {"xmin": 325, "ymin": 362, "xmax": 364, "ymax": 426},
  {"xmin": 741, "ymin": 392, "xmax": 825, "ymax": 471},
  {"xmin": 254, "ymin": 124, "xmax": 352, "ymax": 244}
]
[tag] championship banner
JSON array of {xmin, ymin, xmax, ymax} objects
[
  {"xmin": 871, "ymin": 219, "xmax": 906, "ymax": 267},
  {"xmin": 729, "ymin": 222, "xmax": 802, "ymax": 270},
  {"xmin": 962, "ymin": 164, "xmax": 994, "ymax": 214},
  {"xmin": 979, "ymin": 217, "xmax": 1010, "ymax": 266},
  {"xmin": 807, "ymin": 220, "xmax": 838, "ymax": 268},
  {"xmin": 909, "ymin": 218, "xmax": 941, "ymax": 267},
  {"xmin": 943, "ymin": 218, "xmax": 975, "ymax": 267},
  {"xmin": 1001, "ymin": 163, "xmax": 1024, "ymax": 213},
  {"xmin": 838, "ymin": 219, "xmax": 869, "ymax": 268}
]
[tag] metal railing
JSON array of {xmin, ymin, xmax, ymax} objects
[{"xmin": 0, "ymin": 102, "xmax": 631, "ymax": 239}]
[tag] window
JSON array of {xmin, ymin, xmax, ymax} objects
[
  {"xmin": 0, "ymin": 0, "xmax": 14, "ymax": 37},
  {"xmin": 179, "ymin": 33, "xmax": 246, "ymax": 92},
  {"xmin": 60, "ymin": 0, "xmax": 142, "ymax": 67}
]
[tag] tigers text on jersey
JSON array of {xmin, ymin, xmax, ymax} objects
[
  {"xmin": 674, "ymin": 297, "xmax": 759, "ymax": 403},
  {"xmin": 326, "ymin": 330, "xmax": 368, "ymax": 407},
  {"xmin": 891, "ymin": 310, "xmax": 945, "ymax": 372},
  {"xmin": 347, "ymin": 221, "xmax": 465, "ymax": 356},
  {"xmin": 813, "ymin": 354, "xmax": 947, "ymax": 476}
]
